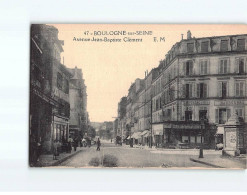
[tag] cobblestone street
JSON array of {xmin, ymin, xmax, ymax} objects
[{"xmin": 56, "ymin": 142, "xmax": 231, "ymax": 168}]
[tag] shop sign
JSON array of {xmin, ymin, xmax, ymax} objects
[
  {"xmin": 183, "ymin": 100, "xmax": 210, "ymax": 106},
  {"xmin": 214, "ymin": 100, "xmax": 246, "ymax": 106},
  {"xmin": 172, "ymin": 124, "xmax": 201, "ymax": 129}
]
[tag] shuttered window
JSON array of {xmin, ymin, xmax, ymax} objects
[
  {"xmin": 197, "ymin": 83, "xmax": 208, "ymax": 98},
  {"xmin": 235, "ymin": 82, "xmax": 245, "ymax": 97},
  {"xmin": 185, "ymin": 60, "xmax": 193, "ymax": 75},
  {"xmin": 218, "ymin": 82, "xmax": 228, "ymax": 98},
  {"xmin": 219, "ymin": 59, "xmax": 229, "ymax": 74},
  {"xmin": 200, "ymin": 60, "xmax": 208, "ymax": 75},
  {"xmin": 235, "ymin": 58, "xmax": 245, "ymax": 74}
]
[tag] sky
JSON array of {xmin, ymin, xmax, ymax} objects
[{"xmin": 51, "ymin": 24, "xmax": 247, "ymax": 122}]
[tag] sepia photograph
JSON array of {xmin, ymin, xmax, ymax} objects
[{"xmin": 29, "ymin": 24, "xmax": 247, "ymax": 169}]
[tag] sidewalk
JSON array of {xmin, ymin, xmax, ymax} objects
[
  {"xmin": 122, "ymin": 144, "xmax": 246, "ymax": 168},
  {"xmin": 190, "ymin": 153, "xmax": 246, "ymax": 169},
  {"xmin": 35, "ymin": 147, "xmax": 84, "ymax": 167}
]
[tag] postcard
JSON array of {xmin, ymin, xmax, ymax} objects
[{"xmin": 29, "ymin": 24, "xmax": 247, "ymax": 168}]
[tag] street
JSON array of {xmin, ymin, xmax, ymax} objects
[{"xmin": 58, "ymin": 142, "xmax": 212, "ymax": 168}]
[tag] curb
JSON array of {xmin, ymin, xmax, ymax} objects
[
  {"xmin": 48, "ymin": 150, "xmax": 83, "ymax": 167},
  {"xmin": 189, "ymin": 157, "xmax": 224, "ymax": 168}
]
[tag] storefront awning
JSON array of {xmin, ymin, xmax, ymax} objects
[
  {"xmin": 143, "ymin": 131, "xmax": 151, "ymax": 137},
  {"xmin": 140, "ymin": 130, "xmax": 149, "ymax": 136},
  {"xmin": 131, "ymin": 132, "xmax": 142, "ymax": 139}
]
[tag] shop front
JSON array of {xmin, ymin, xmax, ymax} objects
[
  {"xmin": 53, "ymin": 115, "xmax": 69, "ymax": 143},
  {"xmin": 152, "ymin": 124, "xmax": 164, "ymax": 148},
  {"xmin": 140, "ymin": 130, "xmax": 150, "ymax": 146},
  {"xmin": 163, "ymin": 121, "xmax": 206, "ymax": 148},
  {"xmin": 131, "ymin": 132, "xmax": 142, "ymax": 145}
]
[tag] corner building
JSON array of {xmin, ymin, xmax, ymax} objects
[{"xmin": 158, "ymin": 31, "xmax": 247, "ymax": 148}]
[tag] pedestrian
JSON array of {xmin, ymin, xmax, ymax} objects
[
  {"xmin": 68, "ymin": 136, "xmax": 73, "ymax": 153},
  {"xmin": 96, "ymin": 138, "xmax": 101, "ymax": 151},
  {"xmin": 53, "ymin": 140, "xmax": 58, "ymax": 160},
  {"xmin": 73, "ymin": 138, "xmax": 77, "ymax": 151}
]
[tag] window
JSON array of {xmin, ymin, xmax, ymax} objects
[
  {"xmin": 169, "ymin": 86, "xmax": 175, "ymax": 101},
  {"xmin": 187, "ymin": 43, "xmax": 194, "ymax": 53},
  {"xmin": 156, "ymin": 99, "xmax": 159, "ymax": 110},
  {"xmin": 201, "ymin": 41, "xmax": 209, "ymax": 52},
  {"xmin": 185, "ymin": 111, "xmax": 192, "ymax": 121},
  {"xmin": 200, "ymin": 60, "xmax": 208, "ymax": 75},
  {"xmin": 235, "ymin": 82, "xmax": 245, "ymax": 97},
  {"xmin": 64, "ymin": 79, "xmax": 69, "ymax": 94},
  {"xmin": 235, "ymin": 108, "xmax": 244, "ymax": 118},
  {"xmin": 57, "ymin": 72, "xmax": 63, "ymax": 89},
  {"xmin": 197, "ymin": 83, "xmax": 207, "ymax": 98},
  {"xmin": 199, "ymin": 110, "xmax": 207, "ymax": 121},
  {"xmin": 167, "ymin": 109, "xmax": 172, "ymax": 121},
  {"xmin": 235, "ymin": 58, "xmax": 245, "ymax": 74},
  {"xmin": 185, "ymin": 84, "xmax": 193, "ymax": 98},
  {"xmin": 219, "ymin": 59, "xmax": 229, "ymax": 74},
  {"xmin": 220, "ymin": 40, "xmax": 229, "ymax": 51},
  {"xmin": 185, "ymin": 60, "xmax": 193, "ymax": 75},
  {"xmin": 218, "ymin": 82, "xmax": 228, "ymax": 98},
  {"xmin": 237, "ymin": 39, "xmax": 245, "ymax": 51},
  {"xmin": 215, "ymin": 108, "xmax": 231, "ymax": 124}
]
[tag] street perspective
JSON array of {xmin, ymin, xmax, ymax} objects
[{"xmin": 29, "ymin": 24, "xmax": 247, "ymax": 169}]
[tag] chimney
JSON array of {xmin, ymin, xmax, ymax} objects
[
  {"xmin": 63, "ymin": 56, "xmax": 64, "ymax": 65},
  {"xmin": 181, "ymin": 33, "xmax": 184, "ymax": 40},
  {"xmin": 187, "ymin": 30, "xmax": 192, "ymax": 39}
]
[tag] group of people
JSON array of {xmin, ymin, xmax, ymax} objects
[{"xmin": 52, "ymin": 137, "xmax": 102, "ymax": 160}]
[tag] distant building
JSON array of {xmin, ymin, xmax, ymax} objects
[{"xmin": 67, "ymin": 66, "xmax": 88, "ymax": 139}]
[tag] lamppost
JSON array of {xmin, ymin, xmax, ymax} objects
[{"xmin": 199, "ymin": 118, "xmax": 205, "ymax": 158}]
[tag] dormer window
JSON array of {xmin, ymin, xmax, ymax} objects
[
  {"xmin": 220, "ymin": 40, "xmax": 228, "ymax": 51},
  {"xmin": 187, "ymin": 43, "xmax": 194, "ymax": 53},
  {"xmin": 237, "ymin": 39, "xmax": 245, "ymax": 51},
  {"xmin": 201, "ymin": 41, "xmax": 209, "ymax": 53}
]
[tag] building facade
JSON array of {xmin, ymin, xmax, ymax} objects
[
  {"xmin": 118, "ymin": 31, "xmax": 247, "ymax": 150},
  {"xmin": 159, "ymin": 31, "xmax": 247, "ymax": 148},
  {"xmin": 68, "ymin": 66, "xmax": 88, "ymax": 140},
  {"xmin": 30, "ymin": 24, "xmax": 71, "ymax": 154}
]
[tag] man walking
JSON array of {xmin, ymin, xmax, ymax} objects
[{"xmin": 96, "ymin": 138, "xmax": 101, "ymax": 151}]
